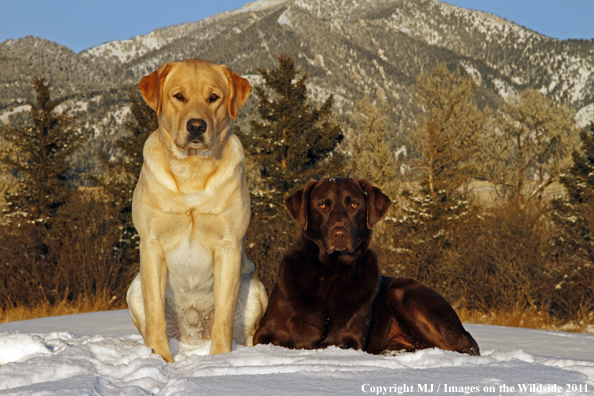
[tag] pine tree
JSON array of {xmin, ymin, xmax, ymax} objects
[
  {"xmin": 96, "ymin": 87, "xmax": 157, "ymax": 211},
  {"xmin": 388, "ymin": 64, "xmax": 486, "ymax": 282},
  {"xmin": 552, "ymin": 122, "xmax": 594, "ymax": 260},
  {"xmin": 550, "ymin": 122, "xmax": 594, "ymax": 323},
  {"xmin": 94, "ymin": 87, "xmax": 157, "ymax": 254},
  {"xmin": 0, "ymin": 77, "xmax": 83, "ymax": 222},
  {"xmin": 236, "ymin": 54, "xmax": 345, "ymax": 291},
  {"xmin": 559, "ymin": 123, "xmax": 594, "ymax": 205},
  {"xmin": 238, "ymin": 53, "xmax": 344, "ymax": 205}
]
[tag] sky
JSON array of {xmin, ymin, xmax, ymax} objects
[{"xmin": 0, "ymin": 0, "xmax": 593, "ymax": 53}]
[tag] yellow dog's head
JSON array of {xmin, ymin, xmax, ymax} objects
[{"xmin": 138, "ymin": 59, "xmax": 251, "ymax": 158}]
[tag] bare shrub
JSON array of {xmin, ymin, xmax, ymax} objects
[
  {"xmin": 0, "ymin": 194, "xmax": 136, "ymax": 315},
  {"xmin": 0, "ymin": 221, "xmax": 49, "ymax": 309},
  {"xmin": 245, "ymin": 203, "xmax": 297, "ymax": 294},
  {"xmin": 442, "ymin": 202, "xmax": 554, "ymax": 314},
  {"xmin": 46, "ymin": 194, "xmax": 137, "ymax": 305},
  {"xmin": 379, "ymin": 195, "xmax": 594, "ymax": 326}
]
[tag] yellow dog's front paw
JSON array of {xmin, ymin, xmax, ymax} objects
[
  {"xmin": 210, "ymin": 339, "xmax": 232, "ymax": 355},
  {"xmin": 151, "ymin": 342, "xmax": 174, "ymax": 362}
]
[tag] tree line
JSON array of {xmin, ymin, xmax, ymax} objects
[{"xmin": 0, "ymin": 54, "xmax": 592, "ymax": 329}]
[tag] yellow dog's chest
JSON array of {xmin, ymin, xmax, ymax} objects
[
  {"xmin": 161, "ymin": 209, "xmax": 219, "ymax": 274},
  {"xmin": 159, "ymin": 211, "xmax": 219, "ymax": 315}
]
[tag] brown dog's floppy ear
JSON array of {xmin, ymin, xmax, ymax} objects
[
  {"xmin": 138, "ymin": 62, "xmax": 173, "ymax": 114},
  {"xmin": 357, "ymin": 179, "xmax": 391, "ymax": 228},
  {"xmin": 285, "ymin": 180, "xmax": 318, "ymax": 230},
  {"xmin": 223, "ymin": 66, "xmax": 251, "ymax": 119}
]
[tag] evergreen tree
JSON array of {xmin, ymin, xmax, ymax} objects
[
  {"xmin": 236, "ymin": 54, "xmax": 345, "ymax": 291},
  {"xmin": 559, "ymin": 123, "xmax": 594, "ymax": 205},
  {"xmin": 0, "ymin": 77, "xmax": 83, "ymax": 222},
  {"xmin": 388, "ymin": 64, "xmax": 486, "ymax": 281},
  {"xmin": 550, "ymin": 122, "xmax": 594, "ymax": 323},
  {"xmin": 552, "ymin": 122, "xmax": 594, "ymax": 261},
  {"xmin": 94, "ymin": 87, "xmax": 157, "ymax": 254},
  {"xmin": 238, "ymin": 53, "xmax": 344, "ymax": 205},
  {"xmin": 96, "ymin": 87, "xmax": 157, "ymax": 209}
]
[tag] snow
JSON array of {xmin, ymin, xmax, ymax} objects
[
  {"xmin": 83, "ymin": 31, "xmax": 170, "ymax": 62},
  {"xmin": 0, "ymin": 310, "xmax": 593, "ymax": 395},
  {"xmin": 0, "ymin": 104, "xmax": 30, "ymax": 125},
  {"xmin": 460, "ymin": 61, "xmax": 481, "ymax": 85},
  {"xmin": 493, "ymin": 78, "xmax": 518, "ymax": 102},
  {"xmin": 0, "ymin": 99, "xmax": 94, "ymax": 125},
  {"xmin": 241, "ymin": 0, "xmax": 288, "ymax": 13},
  {"xmin": 113, "ymin": 106, "xmax": 132, "ymax": 125},
  {"xmin": 576, "ymin": 103, "xmax": 594, "ymax": 129},
  {"xmin": 278, "ymin": 11, "xmax": 292, "ymax": 27}
]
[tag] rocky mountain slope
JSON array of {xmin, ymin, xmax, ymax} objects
[{"xmin": 1, "ymin": 0, "xmax": 593, "ymax": 177}]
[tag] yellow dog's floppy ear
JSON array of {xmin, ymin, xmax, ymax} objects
[
  {"xmin": 285, "ymin": 180, "xmax": 318, "ymax": 231},
  {"xmin": 357, "ymin": 179, "xmax": 391, "ymax": 228},
  {"xmin": 138, "ymin": 63, "xmax": 173, "ymax": 114},
  {"xmin": 223, "ymin": 66, "xmax": 251, "ymax": 119}
]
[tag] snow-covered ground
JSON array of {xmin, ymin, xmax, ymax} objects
[{"xmin": 0, "ymin": 310, "xmax": 593, "ymax": 395}]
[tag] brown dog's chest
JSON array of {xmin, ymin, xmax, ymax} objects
[
  {"xmin": 286, "ymin": 249, "xmax": 379, "ymax": 321},
  {"xmin": 313, "ymin": 269, "xmax": 361, "ymax": 307}
]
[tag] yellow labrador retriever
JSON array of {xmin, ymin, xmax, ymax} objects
[{"xmin": 126, "ymin": 59, "xmax": 268, "ymax": 362}]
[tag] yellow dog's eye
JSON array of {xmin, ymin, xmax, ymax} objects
[
  {"xmin": 174, "ymin": 92, "xmax": 184, "ymax": 101},
  {"xmin": 208, "ymin": 93, "xmax": 219, "ymax": 103}
]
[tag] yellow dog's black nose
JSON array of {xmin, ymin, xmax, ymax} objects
[{"xmin": 187, "ymin": 118, "xmax": 207, "ymax": 139}]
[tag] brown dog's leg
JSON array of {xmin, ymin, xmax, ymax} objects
[
  {"xmin": 317, "ymin": 304, "xmax": 371, "ymax": 350},
  {"xmin": 368, "ymin": 277, "xmax": 479, "ymax": 356},
  {"xmin": 254, "ymin": 283, "xmax": 326, "ymax": 349}
]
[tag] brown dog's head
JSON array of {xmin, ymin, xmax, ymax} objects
[
  {"xmin": 286, "ymin": 178, "xmax": 391, "ymax": 255},
  {"xmin": 138, "ymin": 59, "xmax": 251, "ymax": 158}
]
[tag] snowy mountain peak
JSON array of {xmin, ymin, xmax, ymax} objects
[
  {"xmin": 1, "ymin": 0, "xmax": 592, "ymax": 164},
  {"xmin": 241, "ymin": 0, "xmax": 288, "ymax": 13}
]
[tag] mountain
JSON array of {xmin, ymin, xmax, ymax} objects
[{"xmin": 1, "ymin": 0, "xmax": 593, "ymax": 179}]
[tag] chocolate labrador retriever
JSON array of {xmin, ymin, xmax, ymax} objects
[{"xmin": 253, "ymin": 178, "xmax": 479, "ymax": 356}]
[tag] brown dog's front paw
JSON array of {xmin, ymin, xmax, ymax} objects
[{"xmin": 318, "ymin": 337, "xmax": 363, "ymax": 351}]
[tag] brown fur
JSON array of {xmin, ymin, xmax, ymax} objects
[{"xmin": 254, "ymin": 178, "xmax": 479, "ymax": 356}]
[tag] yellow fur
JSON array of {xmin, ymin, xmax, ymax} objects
[{"xmin": 126, "ymin": 59, "xmax": 267, "ymax": 362}]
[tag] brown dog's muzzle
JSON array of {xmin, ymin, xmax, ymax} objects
[{"xmin": 327, "ymin": 220, "xmax": 357, "ymax": 254}]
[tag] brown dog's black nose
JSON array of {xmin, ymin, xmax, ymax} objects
[{"xmin": 187, "ymin": 118, "xmax": 207, "ymax": 139}]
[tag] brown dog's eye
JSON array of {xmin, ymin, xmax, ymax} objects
[
  {"xmin": 351, "ymin": 203, "xmax": 360, "ymax": 209},
  {"xmin": 318, "ymin": 203, "xmax": 327, "ymax": 209},
  {"xmin": 208, "ymin": 93, "xmax": 219, "ymax": 103},
  {"xmin": 174, "ymin": 92, "xmax": 184, "ymax": 101}
]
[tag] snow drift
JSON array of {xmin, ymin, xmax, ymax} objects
[{"xmin": 0, "ymin": 310, "xmax": 592, "ymax": 395}]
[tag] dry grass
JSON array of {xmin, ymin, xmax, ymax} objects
[
  {"xmin": 400, "ymin": 180, "xmax": 566, "ymax": 207},
  {"xmin": 457, "ymin": 307, "xmax": 594, "ymax": 334},
  {"xmin": 0, "ymin": 293, "xmax": 127, "ymax": 324}
]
